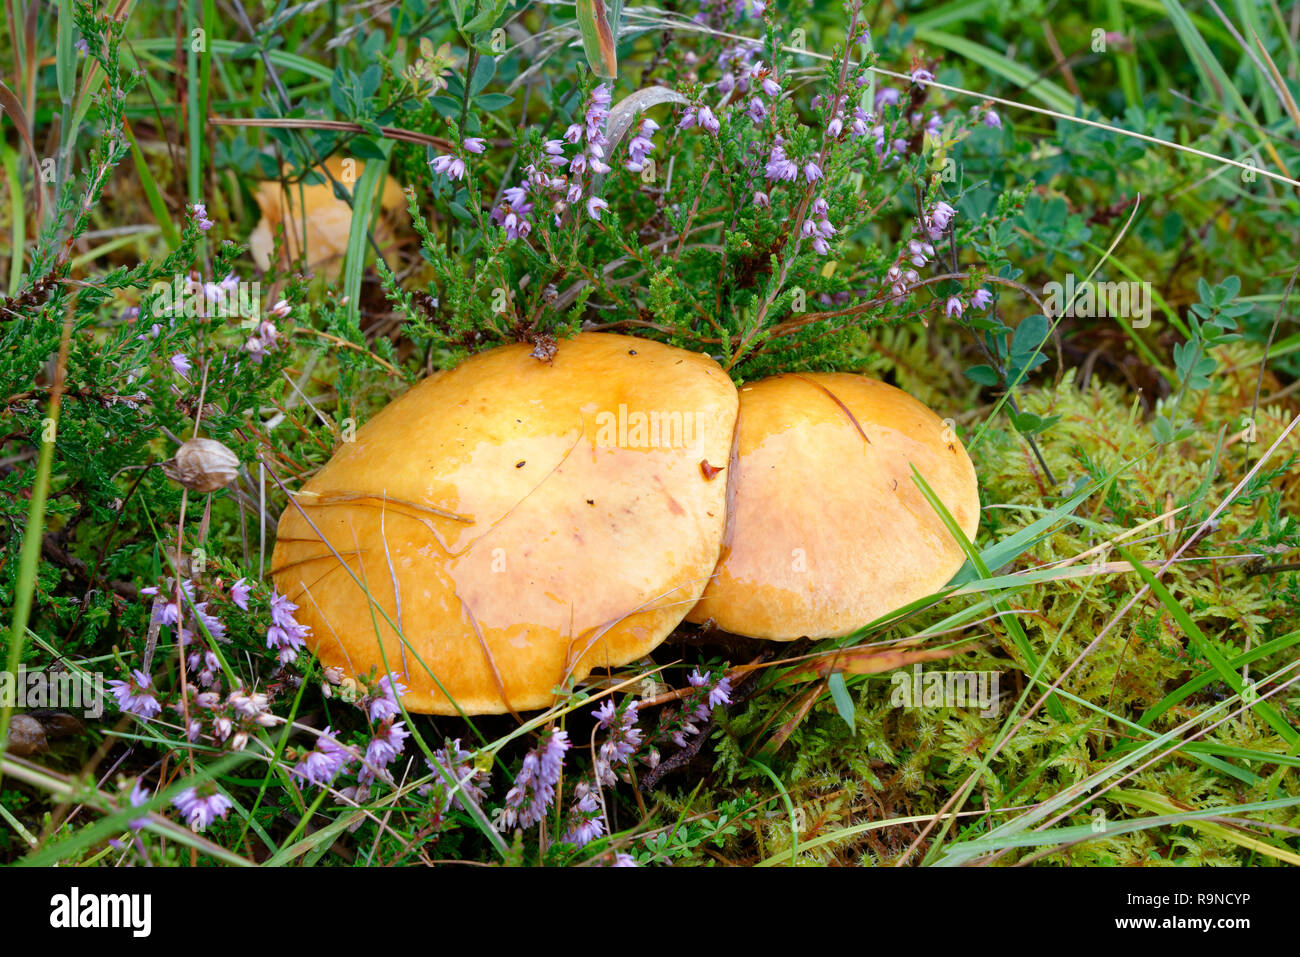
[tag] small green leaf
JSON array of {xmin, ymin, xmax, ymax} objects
[
  {"xmin": 827, "ymin": 672, "xmax": 856, "ymax": 733},
  {"xmin": 965, "ymin": 364, "xmax": 1000, "ymax": 386}
]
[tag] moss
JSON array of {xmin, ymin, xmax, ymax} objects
[{"xmin": 693, "ymin": 340, "xmax": 1300, "ymax": 865}]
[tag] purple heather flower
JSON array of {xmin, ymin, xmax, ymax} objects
[
  {"xmin": 803, "ymin": 161, "xmax": 823, "ymax": 183},
  {"xmin": 746, "ymin": 98, "xmax": 767, "ymax": 123},
  {"xmin": 170, "ymin": 353, "xmax": 192, "ymax": 378},
  {"xmin": 874, "ymin": 87, "xmax": 900, "ymax": 110},
  {"xmin": 911, "ymin": 68, "xmax": 934, "ymax": 85},
  {"xmin": 761, "ymin": 74, "xmax": 780, "ymax": 97},
  {"xmin": 984, "ymin": 109, "xmax": 1001, "ymax": 129},
  {"xmin": 128, "ymin": 780, "xmax": 150, "ymax": 831},
  {"xmin": 427, "ymin": 738, "xmax": 489, "ymax": 812},
  {"xmin": 228, "ymin": 684, "xmax": 269, "ymax": 720},
  {"xmin": 697, "ymin": 105, "xmax": 720, "ymax": 135},
  {"xmin": 971, "ymin": 287, "xmax": 994, "ymax": 310},
  {"xmin": 266, "ymin": 589, "xmax": 310, "ymax": 664},
  {"xmin": 563, "ymin": 781, "xmax": 605, "ymax": 847},
  {"xmin": 500, "ymin": 729, "xmax": 570, "ymax": 830},
  {"xmin": 752, "ymin": 191, "xmax": 770, "ymax": 208},
  {"xmin": 593, "ymin": 699, "xmax": 643, "ymax": 786},
  {"xmin": 463, "ymin": 136, "xmax": 487, "ymax": 154},
  {"xmin": 926, "ymin": 200, "xmax": 957, "ymax": 239},
  {"xmin": 709, "ymin": 677, "xmax": 733, "ymax": 709},
  {"xmin": 360, "ymin": 720, "xmax": 409, "ymax": 783},
  {"xmin": 850, "ymin": 107, "xmax": 871, "ymax": 138},
  {"xmin": 764, "ymin": 144, "xmax": 797, "ymax": 182},
  {"xmin": 293, "ymin": 726, "xmax": 354, "ymax": 787},
  {"xmin": 945, "ymin": 296, "xmax": 964, "ymax": 319},
  {"xmin": 172, "ymin": 785, "xmax": 232, "ymax": 832},
  {"xmin": 189, "ymin": 600, "xmax": 226, "ymax": 643},
  {"xmin": 366, "ymin": 673, "xmax": 408, "ymax": 723},
  {"xmin": 202, "ymin": 272, "xmax": 240, "ymax": 304},
  {"xmin": 430, "ymin": 153, "xmax": 466, "ymax": 181},
  {"xmin": 625, "ymin": 118, "xmax": 658, "ymax": 171},
  {"xmin": 108, "ymin": 669, "xmax": 162, "ymax": 720},
  {"xmin": 586, "ymin": 196, "xmax": 609, "ymax": 221},
  {"xmin": 190, "ymin": 203, "xmax": 214, "ymax": 231},
  {"xmin": 686, "ymin": 668, "xmax": 733, "ymax": 716},
  {"xmin": 230, "ymin": 578, "xmax": 251, "ymax": 611},
  {"xmin": 827, "ymin": 115, "xmax": 844, "ymax": 138}
]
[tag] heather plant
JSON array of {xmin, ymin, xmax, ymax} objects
[{"xmin": 1, "ymin": 0, "xmax": 1298, "ymax": 870}]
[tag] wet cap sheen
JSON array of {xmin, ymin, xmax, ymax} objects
[
  {"xmin": 687, "ymin": 372, "xmax": 980, "ymax": 640},
  {"xmin": 271, "ymin": 333, "xmax": 738, "ymax": 714}
]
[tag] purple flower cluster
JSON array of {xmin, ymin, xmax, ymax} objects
[
  {"xmin": 425, "ymin": 738, "xmax": 489, "ymax": 812},
  {"xmin": 492, "ymin": 83, "xmax": 619, "ymax": 239},
  {"xmin": 764, "ymin": 138, "xmax": 798, "ymax": 182},
  {"xmin": 189, "ymin": 203, "xmax": 214, "ymax": 231},
  {"xmin": 716, "ymin": 38, "xmax": 764, "ymax": 98},
  {"xmin": 292, "ymin": 725, "xmax": 356, "ymax": 787},
  {"xmin": 499, "ymin": 729, "xmax": 570, "ymax": 830},
  {"xmin": 429, "ymin": 135, "xmax": 486, "ymax": 181},
  {"xmin": 562, "ymin": 780, "xmax": 605, "ymax": 847},
  {"xmin": 678, "ymin": 103, "xmax": 720, "ymax": 136},
  {"xmin": 663, "ymin": 668, "xmax": 733, "ymax": 749},
  {"xmin": 142, "ymin": 579, "xmax": 226, "ymax": 650},
  {"xmin": 363, "ymin": 672, "xmax": 408, "ymax": 723},
  {"xmin": 592, "ymin": 699, "xmax": 643, "ymax": 787},
  {"xmin": 172, "ymin": 785, "xmax": 232, "ymax": 832},
  {"xmin": 624, "ymin": 118, "xmax": 659, "ymax": 173},
  {"xmin": 128, "ymin": 780, "xmax": 150, "ymax": 831},
  {"xmin": 885, "ymin": 262, "xmax": 922, "ymax": 302},
  {"xmin": 267, "ymin": 589, "xmax": 311, "ymax": 664},
  {"xmin": 924, "ymin": 199, "xmax": 957, "ymax": 241},
  {"xmin": 107, "ymin": 668, "xmax": 162, "ymax": 720},
  {"xmin": 802, "ymin": 196, "xmax": 837, "ymax": 255},
  {"xmin": 360, "ymin": 720, "xmax": 410, "ymax": 785},
  {"xmin": 183, "ymin": 681, "xmax": 279, "ymax": 750}
]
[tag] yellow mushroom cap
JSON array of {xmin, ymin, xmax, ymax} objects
[
  {"xmin": 271, "ymin": 333, "xmax": 738, "ymax": 714},
  {"xmin": 248, "ymin": 156, "xmax": 406, "ymax": 278},
  {"xmin": 686, "ymin": 372, "xmax": 980, "ymax": 640}
]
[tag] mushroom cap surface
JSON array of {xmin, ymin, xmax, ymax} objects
[
  {"xmin": 248, "ymin": 156, "xmax": 405, "ymax": 278},
  {"xmin": 686, "ymin": 372, "xmax": 980, "ymax": 640},
  {"xmin": 271, "ymin": 333, "xmax": 738, "ymax": 714}
]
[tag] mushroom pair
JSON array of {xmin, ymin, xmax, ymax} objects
[{"xmin": 270, "ymin": 333, "xmax": 979, "ymax": 715}]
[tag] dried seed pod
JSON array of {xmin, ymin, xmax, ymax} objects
[{"xmin": 163, "ymin": 437, "xmax": 240, "ymax": 493}]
